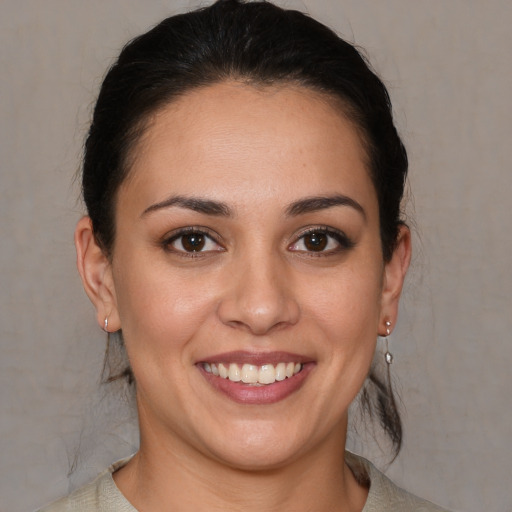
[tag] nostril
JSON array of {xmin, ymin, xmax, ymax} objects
[
  {"xmin": 219, "ymin": 304, "xmax": 300, "ymax": 335},
  {"xmin": 216, "ymin": 263, "xmax": 300, "ymax": 334}
]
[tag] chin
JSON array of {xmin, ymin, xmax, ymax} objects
[
  {"xmin": 198, "ymin": 419, "xmax": 315, "ymax": 471},
  {"xmin": 213, "ymin": 444, "xmax": 303, "ymax": 472}
]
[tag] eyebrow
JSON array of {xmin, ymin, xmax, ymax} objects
[
  {"xmin": 141, "ymin": 193, "xmax": 365, "ymax": 220},
  {"xmin": 141, "ymin": 195, "xmax": 233, "ymax": 217},
  {"xmin": 285, "ymin": 194, "xmax": 366, "ymax": 220}
]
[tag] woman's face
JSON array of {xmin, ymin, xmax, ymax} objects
[{"xmin": 85, "ymin": 82, "xmax": 408, "ymax": 470}]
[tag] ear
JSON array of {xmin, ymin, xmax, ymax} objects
[
  {"xmin": 74, "ymin": 216, "xmax": 121, "ymax": 332},
  {"xmin": 379, "ymin": 225, "xmax": 412, "ymax": 335}
]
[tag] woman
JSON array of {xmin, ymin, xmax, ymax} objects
[{"xmin": 40, "ymin": 1, "xmax": 448, "ymax": 510}]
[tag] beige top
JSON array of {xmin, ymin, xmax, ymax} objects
[{"xmin": 39, "ymin": 453, "xmax": 448, "ymax": 512}]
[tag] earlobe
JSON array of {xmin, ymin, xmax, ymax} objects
[
  {"xmin": 379, "ymin": 225, "xmax": 412, "ymax": 333},
  {"xmin": 74, "ymin": 216, "xmax": 121, "ymax": 332}
]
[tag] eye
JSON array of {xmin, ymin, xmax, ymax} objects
[
  {"xmin": 164, "ymin": 228, "xmax": 224, "ymax": 255},
  {"xmin": 288, "ymin": 227, "xmax": 354, "ymax": 255}
]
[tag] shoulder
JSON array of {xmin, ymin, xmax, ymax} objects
[
  {"xmin": 37, "ymin": 477, "xmax": 101, "ymax": 512},
  {"xmin": 37, "ymin": 458, "xmax": 136, "ymax": 512},
  {"xmin": 346, "ymin": 452, "xmax": 450, "ymax": 512}
]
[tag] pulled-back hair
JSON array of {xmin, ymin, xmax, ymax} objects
[{"xmin": 84, "ymin": 0, "xmax": 408, "ymax": 458}]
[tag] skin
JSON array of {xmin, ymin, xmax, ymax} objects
[{"xmin": 75, "ymin": 82, "xmax": 411, "ymax": 512}]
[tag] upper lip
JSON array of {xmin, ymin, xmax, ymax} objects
[{"xmin": 197, "ymin": 350, "xmax": 313, "ymax": 366}]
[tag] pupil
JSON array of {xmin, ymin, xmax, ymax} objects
[
  {"xmin": 182, "ymin": 233, "xmax": 205, "ymax": 252},
  {"xmin": 305, "ymin": 232, "xmax": 327, "ymax": 251}
]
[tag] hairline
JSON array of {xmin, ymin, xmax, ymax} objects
[{"xmin": 108, "ymin": 76, "xmax": 377, "ymax": 256}]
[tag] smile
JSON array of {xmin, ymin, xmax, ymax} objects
[
  {"xmin": 202, "ymin": 362, "xmax": 303, "ymax": 385},
  {"xmin": 198, "ymin": 352, "xmax": 314, "ymax": 405}
]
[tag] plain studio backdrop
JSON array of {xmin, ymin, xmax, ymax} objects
[{"xmin": 1, "ymin": 1, "xmax": 511, "ymax": 511}]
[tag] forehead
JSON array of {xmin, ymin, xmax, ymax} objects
[{"xmin": 122, "ymin": 81, "xmax": 377, "ymax": 215}]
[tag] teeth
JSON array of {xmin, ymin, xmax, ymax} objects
[
  {"xmin": 259, "ymin": 364, "xmax": 275, "ymax": 384},
  {"xmin": 203, "ymin": 361, "xmax": 303, "ymax": 385},
  {"xmin": 218, "ymin": 362, "xmax": 229, "ymax": 379},
  {"xmin": 241, "ymin": 364, "xmax": 259, "ymax": 384},
  {"xmin": 275, "ymin": 362, "xmax": 286, "ymax": 381},
  {"xmin": 228, "ymin": 363, "xmax": 241, "ymax": 382}
]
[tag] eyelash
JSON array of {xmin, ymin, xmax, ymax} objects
[
  {"xmin": 161, "ymin": 226, "xmax": 354, "ymax": 258},
  {"xmin": 162, "ymin": 227, "xmax": 224, "ymax": 258},
  {"xmin": 288, "ymin": 226, "xmax": 355, "ymax": 257}
]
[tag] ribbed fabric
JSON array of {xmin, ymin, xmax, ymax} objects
[{"xmin": 39, "ymin": 453, "xmax": 448, "ymax": 511}]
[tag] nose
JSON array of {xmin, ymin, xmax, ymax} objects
[{"xmin": 217, "ymin": 253, "xmax": 300, "ymax": 335}]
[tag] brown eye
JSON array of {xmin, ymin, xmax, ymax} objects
[
  {"xmin": 181, "ymin": 233, "xmax": 206, "ymax": 252},
  {"xmin": 288, "ymin": 227, "xmax": 354, "ymax": 255},
  {"xmin": 165, "ymin": 229, "xmax": 223, "ymax": 255},
  {"xmin": 303, "ymin": 232, "xmax": 328, "ymax": 251}
]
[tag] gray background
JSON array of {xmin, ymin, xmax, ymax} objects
[{"xmin": 1, "ymin": 1, "xmax": 511, "ymax": 511}]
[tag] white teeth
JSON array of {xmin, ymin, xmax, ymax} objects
[
  {"xmin": 203, "ymin": 361, "xmax": 303, "ymax": 385},
  {"xmin": 241, "ymin": 364, "xmax": 259, "ymax": 384},
  {"xmin": 258, "ymin": 364, "xmax": 276, "ymax": 384},
  {"xmin": 218, "ymin": 363, "xmax": 228, "ymax": 379},
  {"xmin": 275, "ymin": 362, "xmax": 287, "ymax": 381},
  {"xmin": 228, "ymin": 363, "xmax": 241, "ymax": 382}
]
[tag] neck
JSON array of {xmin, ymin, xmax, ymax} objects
[{"xmin": 114, "ymin": 417, "xmax": 368, "ymax": 512}]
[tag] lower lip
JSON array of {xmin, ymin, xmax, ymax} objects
[{"xmin": 199, "ymin": 363, "xmax": 315, "ymax": 405}]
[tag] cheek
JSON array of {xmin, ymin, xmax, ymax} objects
[
  {"xmin": 297, "ymin": 259, "xmax": 383, "ymax": 373},
  {"xmin": 299, "ymin": 262, "xmax": 383, "ymax": 328},
  {"xmin": 111, "ymin": 252, "xmax": 219, "ymax": 358}
]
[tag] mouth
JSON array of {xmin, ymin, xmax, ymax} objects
[
  {"xmin": 201, "ymin": 361, "xmax": 303, "ymax": 385},
  {"xmin": 197, "ymin": 352, "xmax": 314, "ymax": 404}
]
